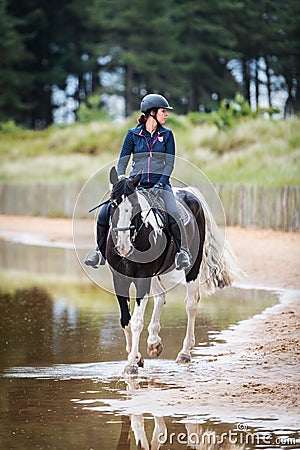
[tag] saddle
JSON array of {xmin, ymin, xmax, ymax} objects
[{"xmin": 138, "ymin": 188, "xmax": 190, "ymax": 229}]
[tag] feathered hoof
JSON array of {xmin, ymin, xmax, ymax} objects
[
  {"xmin": 176, "ymin": 352, "xmax": 191, "ymax": 364},
  {"xmin": 147, "ymin": 341, "xmax": 163, "ymax": 358},
  {"xmin": 123, "ymin": 363, "xmax": 139, "ymax": 376}
]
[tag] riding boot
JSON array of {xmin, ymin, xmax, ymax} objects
[
  {"xmin": 169, "ymin": 222, "xmax": 191, "ymax": 270},
  {"xmin": 84, "ymin": 225, "xmax": 108, "ymax": 268}
]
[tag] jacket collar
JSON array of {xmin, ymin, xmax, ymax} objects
[{"xmin": 133, "ymin": 124, "xmax": 166, "ymax": 136}]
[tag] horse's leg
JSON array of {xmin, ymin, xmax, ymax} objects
[
  {"xmin": 117, "ymin": 294, "xmax": 132, "ymax": 356},
  {"xmin": 131, "ymin": 415, "xmax": 149, "ymax": 450},
  {"xmin": 151, "ymin": 417, "xmax": 167, "ymax": 449},
  {"xmin": 113, "ymin": 274, "xmax": 132, "ymax": 359},
  {"xmin": 124, "ymin": 279, "xmax": 151, "ymax": 375},
  {"xmin": 176, "ymin": 279, "xmax": 200, "ymax": 364},
  {"xmin": 147, "ymin": 276, "xmax": 165, "ymax": 358}
]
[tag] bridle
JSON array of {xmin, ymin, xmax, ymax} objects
[
  {"xmin": 89, "ymin": 183, "xmax": 162, "ymax": 252},
  {"xmin": 109, "ymin": 196, "xmax": 138, "ymax": 248},
  {"xmin": 110, "ymin": 192, "xmax": 160, "ymax": 247}
]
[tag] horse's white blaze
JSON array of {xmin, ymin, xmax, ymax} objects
[
  {"xmin": 116, "ymin": 195, "xmax": 133, "ymax": 256},
  {"xmin": 137, "ymin": 192, "xmax": 163, "ymax": 242}
]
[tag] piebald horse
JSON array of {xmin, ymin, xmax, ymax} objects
[{"xmin": 106, "ymin": 167, "xmax": 237, "ymax": 374}]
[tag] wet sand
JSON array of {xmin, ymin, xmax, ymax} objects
[{"xmin": 0, "ymin": 215, "xmax": 299, "ymax": 427}]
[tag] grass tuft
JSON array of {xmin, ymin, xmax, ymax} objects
[{"xmin": 1, "ymin": 116, "xmax": 299, "ymax": 186}]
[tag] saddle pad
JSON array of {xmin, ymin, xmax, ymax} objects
[
  {"xmin": 176, "ymin": 199, "xmax": 190, "ymax": 225},
  {"xmin": 138, "ymin": 188, "xmax": 190, "ymax": 227}
]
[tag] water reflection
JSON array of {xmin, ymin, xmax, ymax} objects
[
  {"xmin": 1, "ymin": 243, "xmax": 297, "ymax": 449},
  {"xmin": 1, "ymin": 284, "xmax": 295, "ymax": 450},
  {"xmin": 0, "ymin": 285, "xmax": 277, "ymax": 369},
  {"xmin": 0, "ymin": 238, "xmax": 84, "ymax": 278},
  {"xmin": 0, "ymin": 287, "xmax": 53, "ymax": 368},
  {"xmin": 2, "ymin": 373, "xmax": 298, "ymax": 450}
]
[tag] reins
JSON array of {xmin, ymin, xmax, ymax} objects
[
  {"xmin": 88, "ymin": 185, "xmax": 164, "ymax": 245},
  {"xmin": 131, "ymin": 188, "xmax": 163, "ymax": 241}
]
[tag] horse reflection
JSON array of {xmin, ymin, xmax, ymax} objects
[
  {"xmin": 116, "ymin": 415, "xmax": 244, "ymax": 450},
  {"xmin": 116, "ymin": 414, "xmax": 166, "ymax": 450},
  {"xmin": 115, "ymin": 379, "xmax": 244, "ymax": 450}
]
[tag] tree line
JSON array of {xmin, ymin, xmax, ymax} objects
[{"xmin": 0, "ymin": 0, "xmax": 299, "ymax": 128}]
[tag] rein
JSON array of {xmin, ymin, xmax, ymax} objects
[
  {"xmin": 112, "ymin": 191, "xmax": 161, "ymax": 244},
  {"xmin": 130, "ymin": 190, "xmax": 163, "ymax": 241},
  {"xmin": 89, "ymin": 185, "xmax": 163, "ymax": 246}
]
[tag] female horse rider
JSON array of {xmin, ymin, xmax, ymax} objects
[{"xmin": 84, "ymin": 93, "xmax": 191, "ymax": 270}]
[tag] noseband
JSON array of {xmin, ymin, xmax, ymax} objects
[{"xmin": 113, "ymin": 224, "xmax": 135, "ymax": 233}]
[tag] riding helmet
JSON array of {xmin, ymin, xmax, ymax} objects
[{"xmin": 140, "ymin": 94, "xmax": 173, "ymax": 113}]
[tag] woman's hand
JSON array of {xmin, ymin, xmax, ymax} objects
[{"xmin": 154, "ymin": 182, "xmax": 165, "ymax": 189}]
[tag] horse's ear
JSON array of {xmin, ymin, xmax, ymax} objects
[
  {"xmin": 132, "ymin": 169, "xmax": 143, "ymax": 188},
  {"xmin": 109, "ymin": 167, "xmax": 119, "ymax": 185}
]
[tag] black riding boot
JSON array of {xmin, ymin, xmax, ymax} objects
[
  {"xmin": 169, "ymin": 222, "xmax": 191, "ymax": 270},
  {"xmin": 84, "ymin": 225, "xmax": 108, "ymax": 269}
]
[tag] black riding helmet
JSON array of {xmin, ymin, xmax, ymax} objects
[{"xmin": 140, "ymin": 94, "xmax": 173, "ymax": 113}]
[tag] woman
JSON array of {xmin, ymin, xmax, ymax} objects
[{"xmin": 85, "ymin": 93, "xmax": 191, "ymax": 270}]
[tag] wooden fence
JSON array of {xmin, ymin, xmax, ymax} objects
[{"xmin": 0, "ymin": 182, "xmax": 299, "ymax": 231}]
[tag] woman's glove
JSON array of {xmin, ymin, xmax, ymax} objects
[{"xmin": 154, "ymin": 182, "xmax": 165, "ymax": 189}]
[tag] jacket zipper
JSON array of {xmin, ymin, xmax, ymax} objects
[{"xmin": 138, "ymin": 129, "xmax": 160, "ymax": 182}]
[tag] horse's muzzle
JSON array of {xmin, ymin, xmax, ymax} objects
[{"xmin": 116, "ymin": 243, "xmax": 134, "ymax": 258}]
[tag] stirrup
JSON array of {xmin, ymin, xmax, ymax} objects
[
  {"xmin": 84, "ymin": 249, "xmax": 105, "ymax": 269},
  {"xmin": 175, "ymin": 249, "xmax": 191, "ymax": 270}
]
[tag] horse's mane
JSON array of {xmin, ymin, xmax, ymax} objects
[{"xmin": 111, "ymin": 177, "xmax": 135, "ymax": 203}]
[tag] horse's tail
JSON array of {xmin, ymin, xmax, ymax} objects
[{"xmin": 186, "ymin": 187, "xmax": 242, "ymax": 295}]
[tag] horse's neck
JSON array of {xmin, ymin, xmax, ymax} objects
[
  {"xmin": 137, "ymin": 191, "xmax": 152, "ymax": 221},
  {"xmin": 137, "ymin": 192, "xmax": 164, "ymax": 231}
]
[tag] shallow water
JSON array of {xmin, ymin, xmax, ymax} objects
[{"xmin": 0, "ymin": 240, "xmax": 299, "ymax": 449}]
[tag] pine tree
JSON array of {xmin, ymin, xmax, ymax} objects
[{"xmin": 0, "ymin": 0, "xmax": 31, "ymax": 123}]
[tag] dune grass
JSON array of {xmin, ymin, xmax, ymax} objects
[{"xmin": 1, "ymin": 115, "xmax": 299, "ymax": 186}]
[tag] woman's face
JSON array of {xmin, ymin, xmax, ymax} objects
[{"xmin": 156, "ymin": 108, "xmax": 168, "ymax": 124}]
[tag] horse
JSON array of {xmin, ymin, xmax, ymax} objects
[{"xmin": 105, "ymin": 166, "xmax": 238, "ymax": 374}]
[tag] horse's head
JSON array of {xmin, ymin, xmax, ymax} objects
[{"xmin": 109, "ymin": 167, "xmax": 142, "ymax": 257}]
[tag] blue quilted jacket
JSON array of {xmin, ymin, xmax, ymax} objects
[{"xmin": 117, "ymin": 124, "xmax": 175, "ymax": 186}]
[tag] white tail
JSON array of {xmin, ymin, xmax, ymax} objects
[{"xmin": 186, "ymin": 187, "xmax": 242, "ymax": 295}]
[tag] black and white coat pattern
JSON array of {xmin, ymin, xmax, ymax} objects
[{"xmin": 106, "ymin": 167, "xmax": 238, "ymax": 374}]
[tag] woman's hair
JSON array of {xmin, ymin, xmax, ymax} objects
[
  {"xmin": 137, "ymin": 108, "xmax": 157, "ymax": 124},
  {"xmin": 137, "ymin": 113, "xmax": 147, "ymax": 124}
]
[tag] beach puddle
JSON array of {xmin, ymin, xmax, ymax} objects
[{"xmin": 0, "ymin": 239, "xmax": 298, "ymax": 448}]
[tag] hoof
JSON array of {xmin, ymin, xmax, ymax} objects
[
  {"xmin": 176, "ymin": 352, "xmax": 191, "ymax": 364},
  {"xmin": 137, "ymin": 356, "xmax": 144, "ymax": 368},
  {"xmin": 147, "ymin": 341, "xmax": 163, "ymax": 358},
  {"xmin": 124, "ymin": 363, "xmax": 139, "ymax": 375}
]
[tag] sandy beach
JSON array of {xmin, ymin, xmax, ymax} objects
[{"xmin": 0, "ymin": 215, "xmax": 299, "ymax": 428}]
